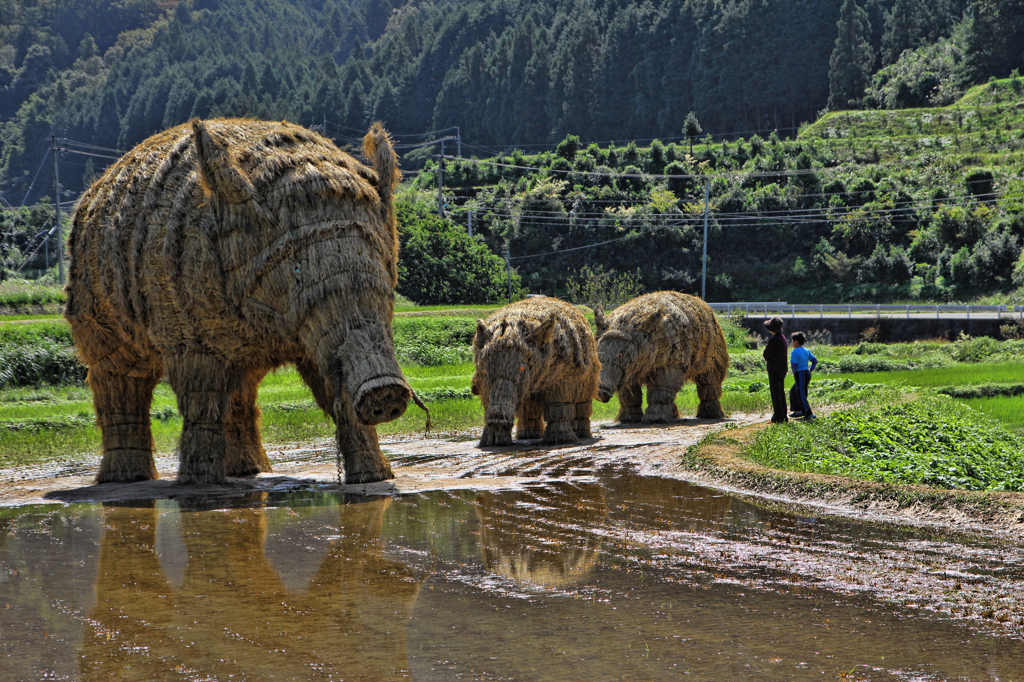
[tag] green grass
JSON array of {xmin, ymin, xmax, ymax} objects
[
  {"xmin": 0, "ymin": 314, "xmax": 64, "ymax": 322},
  {"xmin": 395, "ymin": 304, "xmax": 500, "ymax": 314},
  {"xmin": 835, "ymin": 363, "xmax": 1024, "ymax": 435},
  {"xmin": 745, "ymin": 397, "xmax": 1024, "ymax": 491},
  {"xmin": 961, "ymin": 396, "xmax": 1024, "ymax": 434},
  {"xmin": 837, "ymin": 362, "xmax": 1024, "ymax": 387},
  {"xmin": 0, "ymin": 281, "xmax": 66, "ymax": 309}
]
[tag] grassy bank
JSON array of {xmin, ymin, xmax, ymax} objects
[{"xmin": 744, "ymin": 396, "xmax": 1024, "ymax": 492}]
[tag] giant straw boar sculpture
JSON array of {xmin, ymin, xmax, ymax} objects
[
  {"xmin": 66, "ymin": 118, "xmax": 412, "ymax": 485},
  {"xmin": 595, "ymin": 291, "xmax": 729, "ymax": 422},
  {"xmin": 471, "ymin": 297, "xmax": 600, "ymax": 447}
]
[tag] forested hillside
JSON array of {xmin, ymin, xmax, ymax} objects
[
  {"xmin": 2, "ymin": 0, "xmax": 1023, "ymax": 303},
  {"xmin": 4, "ymin": 0, "xmax": 1023, "ymax": 204}
]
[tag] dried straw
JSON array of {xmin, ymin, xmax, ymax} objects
[
  {"xmin": 471, "ymin": 296, "xmax": 600, "ymax": 447},
  {"xmin": 66, "ymin": 118, "xmax": 411, "ymax": 485},
  {"xmin": 595, "ymin": 291, "xmax": 729, "ymax": 422}
]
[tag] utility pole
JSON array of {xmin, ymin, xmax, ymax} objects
[
  {"xmin": 505, "ymin": 250, "xmax": 512, "ymax": 303},
  {"xmin": 456, "ymin": 126, "xmax": 461, "ymax": 158},
  {"xmin": 701, "ymin": 180, "xmax": 709, "ymax": 300},
  {"xmin": 468, "ymin": 211, "xmax": 473, "ymax": 237},
  {"xmin": 437, "ymin": 139, "xmax": 444, "ymax": 217},
  {"xmin": 51, "ymin": 136, "xmax": 65, "ymax": 284}
]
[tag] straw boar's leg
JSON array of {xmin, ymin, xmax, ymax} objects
[
  {"xmin": 694, "ymin": 368, "xmax": 727, "ymax": 419},
  {"xmin": 573, "ymin": 400, "xmax": 593, "ymax": 438},
  {"xmin": 516, "ymin": 398, "xmax": 544, "ymax": 440},
  {"xmin": 294, "ymin": 357, "xmax": 394, "ymax": 483},
  {"xmin": 223, "ymin": 368, "xmax": 273, "ymax": 477},
  {"xmin": 334, "ymin": 382, "xmax": 395, "ymax": 484},
  {"xmin": 542, "ymin": 395, "xmax": 578, "ymax": 445},
  {"xmin": 616, "ymin": 383, "xmax": 644, "ymax": 423},
  {"xmin": 91, "ymin": 367, "xmax": 163, "ymax": 483},
  {"xmin": 479, "ymin": 377, "xmax": 516, "ymax": 447},
  {"xmin": 643, "ymin": 367, "xmax": 684, "ymax": 423},
  {"xmin": 695, "ymin": 382, "xmax": 726, "ymax": 419},
  {"xmin": 166, "ymin": 354, "xmax": 238, "ymax": 485}
]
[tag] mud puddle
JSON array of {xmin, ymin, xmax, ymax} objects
[{"xmin": 3, "ymin": 466, "xmax": 1024, "ymax": 681}]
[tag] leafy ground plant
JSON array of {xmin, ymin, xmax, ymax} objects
[{"xmin": 745, "ymin": 397, "xmax": 1024, "ymax": 491}]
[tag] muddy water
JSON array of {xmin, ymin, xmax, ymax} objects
[{"xmin": 2, "ymin": 472, "xmax": 1023, "ymax": 681}]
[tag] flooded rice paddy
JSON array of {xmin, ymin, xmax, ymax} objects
[{"xmin": 2, "ymin": 458, "xmax": 1024, "ymax": 681}]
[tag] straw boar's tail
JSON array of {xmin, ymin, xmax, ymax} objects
[{"xmin": 363, "ymin": 122, "xmax": 401, "ymax": 225}]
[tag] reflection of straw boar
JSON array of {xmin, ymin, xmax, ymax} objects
[
  {"xmin": 471, "ymin": 297, "xmax": 599, "ymax": 447},
  {"xmin": 65, "ymin": 118, "xmax": 411, "ymax": 485},
  {"xmin": 83, "ymin": 498, "xmax": 420, "ymax": 681},
  {"xmin": 595, "ymin": 291, "xmax": 729, "ymax": 422},
  {"xmin": 475, "ymin": 483, "xmax": 606, "ymax": 587}
]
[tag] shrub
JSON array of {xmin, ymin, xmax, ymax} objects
[
  {"xmin": 397, "ymin": 202, "xmax": 525, "ymax": 305},
  {"xmin": 393, "ymin": 317, "xmax": 476, "ymax": 366},
  {"xmin": 952, "ymin": 333, "xmax": 1000, "ymax": 363},
  {"xmin": 556, "ymin": 134, "xmax": 581, "ymax": 161},
  {"xmin": 566, "ymin": 264, "xmax": 643, "ymax": 310},
  {"xmin": 0, "ymin": 340, "xmax": 87, "ymax": 388}
]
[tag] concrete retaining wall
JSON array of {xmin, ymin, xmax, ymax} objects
[{"xmin": 740, "ymin": 316, "xmax": 1013, "ymax": 344}]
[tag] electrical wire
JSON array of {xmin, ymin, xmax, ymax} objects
[{"xmin": 19, "ymin": 147, "xmax": 51, "ymax": 207}]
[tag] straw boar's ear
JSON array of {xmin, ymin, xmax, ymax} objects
[
  {"xmin": 528, "ymin": 317, "xmax": 556, "ymax": 346},
  {"xmin": 192, "ymin": 119, "xmax": 269, "ymax": 221},
  {"xmin": 594, "ymin": 306, "xmax": 608, "ymax": 338},
  {"xmin": 473, "ymin": 319, "xmax": 492, "ymax": 350}
]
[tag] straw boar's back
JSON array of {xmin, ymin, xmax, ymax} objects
[
  {"xmin": 595, "ymin": 291, "xmax": 729, "ymax": 422},
  {"xmin": 65, "ymin": 118, "xmax": 410, "ymax": 485},
  {"xmin": 471, "ymin": 296, "xmax": 600, "ymax": 447}
]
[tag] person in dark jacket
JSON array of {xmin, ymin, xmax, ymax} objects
[{"xmin": 762, "ymin": 316, "xmax": 788, "ymax": 423}]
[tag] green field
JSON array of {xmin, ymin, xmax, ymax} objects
[
  {"xmin": 837, "ymin": 362, "xmax": 1024, "ymax": 387},
  {"xmin": 2, "ymin": 312, "xmax": 1024, "ymax": 492},
  {"xmin": 836, "ymin": 363, "xmax": 1024, "ymax": 433}
]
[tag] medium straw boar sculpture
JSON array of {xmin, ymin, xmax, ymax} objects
[
  {"xmin": 595, "ymin": 291, "xmax": 729, "ymax": 422},
  {"xmin": 66, "ymin": 118, "xmax": 412, "ymax": 485},
  {"xmin": 471, "ymin": 297, "xmax": 600, "ymax": 447}
]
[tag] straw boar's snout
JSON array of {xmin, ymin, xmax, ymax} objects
[{"xmin": 355, "ymin": 380, "xmax": 410, "ymax": 425}]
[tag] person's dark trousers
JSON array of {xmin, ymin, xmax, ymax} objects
[
  {"xmin": 789, "ymin": 383, "xmax": 801, "ymax": 413},
  {"xmin": 792, "ymin": 369, "xmax": 812, "ymax": 417},
  {"xmin": 768, "ymin": 369, "xmax": 788, "ymax": 423}
]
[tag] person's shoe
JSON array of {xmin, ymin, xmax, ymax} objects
[
  {"xmin": 801, "ymin": 414, "xmax": 817, "ymax": 421},
  {"xmin": 789, "ymin": 411, "xmax": 803, "ymax": 418}
]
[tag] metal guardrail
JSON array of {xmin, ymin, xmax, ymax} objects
[{"xmin": 708, "ymin": 302, "xmax": 1021, "ymax": 319}]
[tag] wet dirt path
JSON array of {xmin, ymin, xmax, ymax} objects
[{"xmin": 2, "ymin": 414, "xmax": 1024, "ymax": 681}]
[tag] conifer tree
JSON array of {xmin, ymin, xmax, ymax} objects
[
  {"xmin": 882, "ymin": 0, "xmax": 923, "ymax": 64},
  {"xmin": 683, "ymin": 111, "xmax": 701, "ymax": 155},
  {"xmin": 828, "ymin": 0, "xmax": 875, "ymax": 110}
]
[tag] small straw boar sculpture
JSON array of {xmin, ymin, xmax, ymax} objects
[
  {"xmin": 471, "ymin": 297, "xmax": 600, "ymax": 447},
  {"xmin": 595, "ymin": 291, "xmax": 729, "ymax": 422},
  {"xmin": 66, "ymin": 118, "xmax": 412, "ymax": 485}
]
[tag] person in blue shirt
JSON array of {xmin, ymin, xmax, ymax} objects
[{"xmin": 788, "ymin": 332, "xmax": 817, "ymax": 420}]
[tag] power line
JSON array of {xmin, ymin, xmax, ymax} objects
[
  {"xmin": 20, "ymin": 147, "xmax": 51, "ymax": 207},
  {"xmin": 448, "ymin": 155, "xmax": 836, "ymax": 181},
  {"xmin": 62, "ymin": 138, "xmax": 124, "ymax": 154},
  {"xmin": 457, "ymin": 126, "xmax": 803, "ymax": 153}
]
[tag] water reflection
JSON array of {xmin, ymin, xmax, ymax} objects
[
  {"xmin": 475, "ymin": 483, "xmax": 606, "ymax": 587},
  {"xmin": 81, "ymin": 496, "xmax": 421, "ymax": 680},
  {"xmin": 2, "ymin": 472, "xmax": 1024, "ymax": 681}
]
